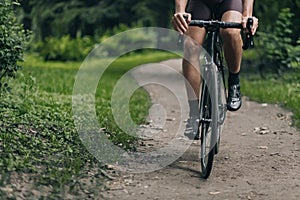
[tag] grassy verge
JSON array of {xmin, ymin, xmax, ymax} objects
[
  {"xmin": 0, "ymin": 50, "xmax": 178, "ymax": 198},
  {"xmin": 241, "ymin": 68, "xmax": 300, "ymax": 128}
]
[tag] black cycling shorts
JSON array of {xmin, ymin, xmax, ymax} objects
[{"xmin": 186, "ymin": 0, "xmax": 243, "ymax": 20}]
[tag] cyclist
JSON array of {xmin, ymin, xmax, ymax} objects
[{"xmin": 172, "ymin": 0, "xmax": 258, "ymax": 139}]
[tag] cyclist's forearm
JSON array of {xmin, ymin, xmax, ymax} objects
[
  {"xmin": 175, "ymin": 0, "xmax": 188, "ymax": 13},
  {"xmin": 242, "ymin": 0, "xmax": 255, "ymax": 16}
]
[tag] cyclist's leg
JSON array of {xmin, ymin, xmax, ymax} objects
[
  {"xmin": 183, "ymin": 15, "xmax": 206, "ymax": 138},
  {"xmin": 218, "ymin": 0, "xmax": 243, "ymax": 111},
  {"xmin": 184, "ymin": 0, "xmax": 210, "ymax": 116},
  {"xmin": 218, "ymin": 0, "xmax": 243, "ymax": 73},
  {"xmin": 221, "ymin": 11, "xmax": 243, "ymax": 111},
  {"xmin": 182, "ymin": 27, "xmax": 206, "ymax": 139},
  {"xmin": 183, "ymin": 0, "xmax": 209, "ymax": 139},
  {"xmin": 183, "ymin": 27, "xmax": 206, "ymax": 103},
  {"xmin": 220, "ymin": 11, "xmax": 243, "ymax": 74}
]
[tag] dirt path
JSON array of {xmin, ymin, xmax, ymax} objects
[{"xmin": 102, "ymin": 59, "xmax": 300, "ymax": 200}]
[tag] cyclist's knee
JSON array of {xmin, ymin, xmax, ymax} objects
[
  {"xmin": 184, "ymin": 37, "xmax": 201, "ymax": 60},
  {"xmin": 220, "ymin": 28, "xmax": 240, "ymax": 40}
]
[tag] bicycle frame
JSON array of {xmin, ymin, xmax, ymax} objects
[
  {"xmin": 207, "ymin": 27, "xmax": 228, "ymax": 126},
  {"xmin": 187, "ymin": 18, "xmax": 254, "ymax": 178},
  {"xmin": 199, "ymin": 28, "xmax": 223, "ymax": 158}
]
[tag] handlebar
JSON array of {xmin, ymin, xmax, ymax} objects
[
  {"xmin": 189, "ymin": 20, "xmax": 243, "ymax": 29},
  {"xmin": 187, "ymin": 18, "xmax": 254, "ymax": 50}
]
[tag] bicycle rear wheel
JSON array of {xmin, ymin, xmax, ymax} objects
[{"xmin": 199, "ymin": 68, "xmax": 219, "ymax": 179}]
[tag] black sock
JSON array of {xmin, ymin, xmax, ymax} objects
[
  {"xmin": 188, "ymin": 100, "xmax": 199, "ymax": 118},
  {"xmin": 228, "ymin": 71, "xmax": 240, "ymax": 86}
]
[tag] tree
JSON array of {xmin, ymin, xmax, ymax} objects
[{"xmin": 18, "ymin": 0, "xmax": 174, "ymax": 41}]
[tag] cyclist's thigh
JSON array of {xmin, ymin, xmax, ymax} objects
[
  {"xmin": 221, "ymin": 10, "xmax": 242, "ymax": 23},
  {"xmin": 185, "ymin": 0, "xmax": 208, "ymax": 52},
  {"xmin": 217, "ymin": 0, "xmax": 243, "ymax": 21},
  {"xmin": 220, "ymin": 10, "xmax": 242, "ymax": 40}
]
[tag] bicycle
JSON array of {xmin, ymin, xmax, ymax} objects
[{"xmin": 186, "ymin": 18, "xmax": 254, "ymax": 179}]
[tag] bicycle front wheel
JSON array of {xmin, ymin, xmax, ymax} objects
[{"xmin": 199, "ymin": 68, "xmax": 219, "ymax": 179}]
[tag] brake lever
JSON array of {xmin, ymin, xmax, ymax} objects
[{"xmin": 242, "ymin": 18, "xmax": 254, "ymax": 50}]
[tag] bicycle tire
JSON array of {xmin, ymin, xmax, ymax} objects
[
  {"xmin": 214, "ymin": 127, "xmax": 221, "ymax": 155},
  {"xmin": 199, "ymin": 66, "xmax": 219, "ymax": 179},
  {"xmin": 214, "ymin": 69, "xmax": 225, "ymax": 155}
]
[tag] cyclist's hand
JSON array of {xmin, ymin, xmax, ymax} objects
[
  {"xmin": 242, "ymin": 16, "xmax": 258, "ymax": 35},
  {"xmin": 172, "ymin": 12, "xmax": 191, "ymax": 35}
]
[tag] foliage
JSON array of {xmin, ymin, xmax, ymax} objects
[
  {"xmin": 0, "ymin": 0, "xmax": 27, "ymax": 92},
  {"xmin": 256, "ymin": 8, "xmax": 300, "ymax": 75},
  {"xmin": 30, "ymin": 35, "xmax": 94, "ymax": 61},
  {"xmin": 30, "ymin": 24, "xmax": 178, "ymax": 61},
  {"xmin": 254, "ymin": 0, "xmax": 300, "ymax": 44},
  {"xmin": 19, "ymin": 0, "xmax": 174, "ymax": 41}
]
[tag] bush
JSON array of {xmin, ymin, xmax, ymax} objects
[
  {"xmin": 30, "ymin": 23, "xmax": 177, "ymax": 61},
  {"xmin": 257, "ymin": 8, "xmax": 300, "ymax": 75},
  {"xmin": 31, "ymin": 35, "xmax": 94, "ymax": 61},
  {"xmin": 0, "ymin": 0, "xmax": 27, "ymax": 92}
]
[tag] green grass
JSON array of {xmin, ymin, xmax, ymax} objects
[
  {"xmin": 0, "ymin": 50, "xmax": 178, "ymax": 198},
  {"xmin": 241, "ymin": 70, "xmax": 300, "ymax": 128}
]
